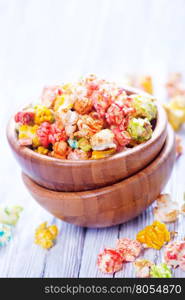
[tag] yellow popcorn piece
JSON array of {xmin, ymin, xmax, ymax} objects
[
  {"xmin": 136, "ymin": 221, "xmax": 170, "ymax": 250},
  {"xmin": 34, "ymin": 105, "xmax": 54, "ymax": 125},
  {"xmin": 91, "ymin": 149, "xmax": 116, "ymax": 159},
  {"xmin": 18, "ymin": 124, "xmax": 40, "ymax": 147},
  {"xmin": 164, "ymin": 102, "xmax": 185, "ymax": 131},
  {"xmin": 139, "ymin": 76, "xmax": 153, "ymax": 95},
  {"xmin": 34, "ymin": 222, "xmax": 59, "ymax": 249},
  {"xmin": 35, "ymin": 146, "xmax": 49, "ymax": 155},
  {"xmin": 53, "ymin": 94, "xmax": 74, "ymax": 112}
]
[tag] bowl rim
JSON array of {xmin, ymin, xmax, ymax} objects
[
  {"xmin": 7, "ymin": 87, "xmax": 167, "ymax": 166},
  {"xmin": 22, "ymin": 125, "xmax": 175, "ymax": 197}
]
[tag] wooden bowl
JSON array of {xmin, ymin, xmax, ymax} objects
[
  {"xmin": 22, "ymin": 126, "xmax": 175, "ymax": 228},
  {"xmin": 7, "ymin": 88, "xmax": 167, "ymax": 192}
]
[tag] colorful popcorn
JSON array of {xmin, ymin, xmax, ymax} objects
[
  {"xmin": 52, "ymin": 141, "xmax": 68, "ymax": 158},
  {"xmin": 34, "ymin": 105, "xmax": 54, "ymax": 125},
  {"xmin": 150, "ymin": 263, "xmax": 172, "ymax": 278},
  {"xmin": 0, "ymin": 206, "xmax": 23, "ymax": 226},
  {"xmin": 129, "ymin": 94, "xmax": 157, "ymax": 121},
  {"xmin": 15, "ymin": 111, "xmax": 35, "ymax": 125},
  {"xmin": 0, "ymin": 224, "xmax": 12, "ymax": 247},
  {"xmin": 97, "ymin": 248, "xmax": 123, "ymax": 274},
  {"xmin": 91, "ymin": 129, "xmax": 116, "ymax": 151},
  {"xmin": 37, "ymin": 122, "xmax": 67, "ymax": 147},
  {"xmin": 153, "ymin": 194, "xmax": 180, "ymax": 223},
  {"xmin": 164, "ymin": 241, "xmax": 185, "ymax": 271},
  {"xmin": 136, "ymin": 221, "xmax": 170, "ymax": 250},
  {"xmin": 78, "ymin": 138, "xmax": 91, "ymax": 152},
  {"xmin": 67, "ymin": 149, "xmax": 89, "ymax": 160},
  {"xmin": 127, "ymin": 118, "xmax": 152, "ymax": 142},
  {"xmin": 41, "ymin": 85, "xmax": 62, "ymax": 108},
  {"xmin": 34, "ymin": 222, "xmax": 59, "ymax": 249},
  {"xmin": 18, "ymin": 124, "xmax": 40, "ymax": 147},
  {"xmin": 35, "ymin": 146, "xmax": 49, "ymax": 155},
  {"xmin": 67, "ymin": 138, "xmax": 78, "ymax": 149},
  {"xmin": 163, "ymin": 102, "xmax": 185, "ymax": 131},
  {"xmin": 14, "ymin": 75, "xmax": 157, "ymax": 160},
  {"xmin": 74, "ymin": 97, "xmax": 93, "ymax": 115},
  {"xmin": 134, "ymin": 259, "xmax": 154, "ymax": 278},
  {"xmin": 91, "ymin": 149, "xmax": 116, "ymax": 159},
  {"xmin": 116, "ymin": 238, "xmax": 142, "ymax": 262}
]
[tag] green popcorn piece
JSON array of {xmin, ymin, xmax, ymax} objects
[
  {"xmin": 127, "ymin": 117, "xmax": 153, "ymax": 142},
  {"xmin": 0, "ymin": 206, "xmax": 23, "ymax": 226},
  {"xmin": 78, "ymin": 138, "xmax": 92, "ymax": 152},
  {"xmin": 150, "ymin": 263, "xmax": 172, "ymax": 278},
  {"xmin": 130, "ymin": 94, "xmax": 157, "ymax": 121}
]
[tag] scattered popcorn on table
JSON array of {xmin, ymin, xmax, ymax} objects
[
  {"xmin": 34, "ymin": 222, "xmax": 59, "ymax": 249},
  {"xmin": 136, "ymin": 221, "xmax": 170, "ymax": 250},
  {"xmin": 97, "ymin": 248, "xmax": 123, "ymax": 274},
  {"xmin": 163, "ymin": 103, "xmax": 185, "ymax": 131},
  {"xmin": 0, "ymin": 206, "xmax": 23, "ymax": 226},
  {"xmin": 123, "ymin": 74, "xmax": 153, "ymax": 95},
  {"xmin": 134, "ymin": 259, "xmax": 154, "ymax": 278},
  {"xmin": 116, "ymin": 238, "xmax": 142, "ymax": 262},
  {"xmin": 150, "ymin": 263, "xmax": 172, "ymax": 278},
  {"xmin": 164, "ymin": 241, "xmax": 185, "ymax": 271},
  {"xmin": 176, "ymin": 135, "xmax": 183, "ymax": 158},
  {"xmin": 0, "ymin": 224, "xmax": 12, "ymax": 247},
  {"xmin": 166, "ymin": 73, "xmax": 184, "ymax": 98},
  {"xmin": 153, "ymin": 194, "xmax": 180, "ymax": 223}
]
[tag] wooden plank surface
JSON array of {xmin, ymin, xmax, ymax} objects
[{"xmin": 0, "ymin": 0, "xmax": 185, "ymax": 278}]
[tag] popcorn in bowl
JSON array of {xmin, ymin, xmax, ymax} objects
[{"xmin": 14, "ymin": 75, "xmax": 157, "ymax": 160}]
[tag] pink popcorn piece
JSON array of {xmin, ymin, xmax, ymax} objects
[
  {"xmin": 15, "ymin": 111, "xmax": 35, "ymax": 125},
  {"xmin": 116, "ymin": 238, "xmax": 142, "ymax": 262},
  {"xmin": 164, "ymin": 241, "xmax": 185, "ymax": 270},
  {"xmin": 97, "ymin": 248, "xmax": 123, "ymax": 274},
  {"xmin": 37, "ymin": 122, "xmax": 67, "ymax": 148},
  {"xmin": 112, "ymin": 127, "xmax": 131, "ymax": 147}
]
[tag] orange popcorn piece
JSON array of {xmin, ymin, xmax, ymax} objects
[{"xmin": 136, "ymin": 221, "xmax": 170, "ymax": 250}]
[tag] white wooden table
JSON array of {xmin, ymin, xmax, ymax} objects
[{"xmin": 0, "ymin": 0, "xmax": 185, "ymax": 278}]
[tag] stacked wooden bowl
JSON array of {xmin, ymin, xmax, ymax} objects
[{"xmin": 7, "ymin": 88, "xmax": 176, "ymax": 228}]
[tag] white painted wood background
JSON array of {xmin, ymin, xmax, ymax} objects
[{"xmin": 0, "ymin": 0, "xmax": 185, "ymax": 278}]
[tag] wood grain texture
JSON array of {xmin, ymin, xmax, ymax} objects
[
  {"xmin": 22, "ymin": 126, "xmax": 175, "ymax": 227},
  {"xmin": 1, "ymin": 0, "xmax": 185, "ymax": 278},
  {"xmin": 7, "ymin": 100, "xmax": 167, "ymax": 192}
]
